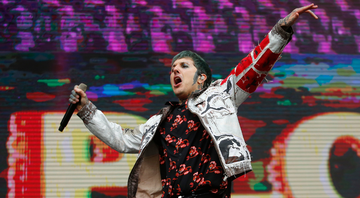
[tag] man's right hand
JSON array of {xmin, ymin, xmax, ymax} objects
[{"xmin": 69, "ymin": 85, "xmax": 89, "ymax": 111}]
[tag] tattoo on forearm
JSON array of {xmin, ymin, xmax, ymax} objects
[
  {"xmin": 284, "ymin": 15, "xmax": 290, "ymax": 26},
  {"xmin": 282, "ymin": 15, "xmax": 290, "ymax": 26},
  {"xmin": 280, "ymin": 12, "xmax": 293, "ymax": 31}
]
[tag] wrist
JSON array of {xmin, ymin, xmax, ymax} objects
[
  {"xmin": 77, "ymin": 99, "xmax": 89, "ymax": 111},
  {"xmin": 281, "ymin": 25, "xmax": 290, "ymax": 31},
  {"xmin": 278, "ymin": 19, "xmax": 292, "ymax": 33}
]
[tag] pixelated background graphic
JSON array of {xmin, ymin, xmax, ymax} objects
[{"xmin": 1, "ymin": 0, "xmax": 360, "ymax": 197}]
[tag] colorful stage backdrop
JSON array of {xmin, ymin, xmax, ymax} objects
[{"xmin": 0, "ymin": 0, "xmax": 360, "ymax": 197}]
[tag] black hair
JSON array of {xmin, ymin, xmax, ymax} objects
[{"xmin": 171, "ymin": 50, "xmax": 212, "ymax": 88}]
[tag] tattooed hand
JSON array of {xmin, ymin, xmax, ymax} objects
[
  {"xmin": 69, "ymin": 85, "xmax": 89, "ymax": 111},
  {"xmin": 280, "ymin": 3, "xmax": 318, "ymax": 30}
]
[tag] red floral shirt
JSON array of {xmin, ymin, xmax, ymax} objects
[{"xmin": 154, "ymin": 101, "xmax": 229, "ymax": 198}]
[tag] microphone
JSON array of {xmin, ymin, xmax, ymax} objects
[{"xmin": 58, "ymin": 83, "xmax": 87, "ymax": 132}]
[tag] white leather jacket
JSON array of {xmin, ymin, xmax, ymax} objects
[{"xmin": 78, "ymin": 22, "xmax": 293, "ymax": 198}]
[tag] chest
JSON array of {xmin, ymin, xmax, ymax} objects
[{"xmin": 156, "ymin": 105, "xmax": 207, "ymax": 151}]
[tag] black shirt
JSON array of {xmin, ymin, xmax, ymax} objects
[{"xmin": 154, "ymin": 101, "xmax": 228, "ymax": 198}]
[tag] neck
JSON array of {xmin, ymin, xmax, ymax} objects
[
  {"xmin": 178, "ymin": 90, "xmax": 199, "ymax": 105},
  {"xmin": 177, "ymin": 84, "xmax": 207, "ymax": 105},
  {"xmin": 178, "ymin": 96, "xmax": 189, "ymax": 105},
  {"xmin": 179, "ymin": 100, "xmax": 186, "ymax": 105},
  {"xmin": 178, "ymin": 92, "xmax": 192, "ymax": 105}
]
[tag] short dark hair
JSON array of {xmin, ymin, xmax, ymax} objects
[{"xmin": 171, "ymin": 50, "xmax": 212, "ymax": 88}]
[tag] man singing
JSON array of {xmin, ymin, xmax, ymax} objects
[{"xmin": 69, "ymin": 4, "xmax": 318, "ymax": 198}]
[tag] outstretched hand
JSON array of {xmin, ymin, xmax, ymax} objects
[{"xmin": 280, "ymin": 3, "xmax": 318, "ymax": 30}]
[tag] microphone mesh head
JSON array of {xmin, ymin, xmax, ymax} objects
[{"xmin": 78, "ymin": 83, "xmax": 87, "ymax": 92}]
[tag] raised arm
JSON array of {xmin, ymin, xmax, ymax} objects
[{"xmin": 219, "ymin": 4, "xmax": 318, "ymax": 107}]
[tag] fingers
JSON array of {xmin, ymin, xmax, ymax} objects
[
  {"xmin": 69, "ymin": 89, "xmax": 79, "ymax": 104},
  {"xmin": 74, "ymin": 85, "xmax": 87, "ymax": 98},
  {"xmin": 294, "ymin": 3, "xmax": 318, "ymax": 20},
  {"xmin": 298, "ymin": 3, "xmax": 318, "ymax": 13},
  {"xmin": 305, "ymin": 10, "xmax": 318, "ymax": 19},
  {"xmin": 300, "ymin": 3, "xmax": 318, "ymax": 11},
  {"xmin": 69, "ymin": 85, "xmax": 87, "ymax": 104},
  {"xmin": 74, "ymin": 87, "xmax": 86, "ymax": 97},
  {"xmin": 280, "ymin": 3, "xmax": 318, "ymax": 28}
]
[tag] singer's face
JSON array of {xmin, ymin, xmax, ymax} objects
[{"xmin": 170, "ymin": 57, "xmax": 200, "ymax": 101}]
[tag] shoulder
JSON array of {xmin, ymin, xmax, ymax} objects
[
  {"xmin": 203, "ymin": 79, "xmax": 229, "ymax": 94},
  {"xmin": 145, "ymin": 105, "xmax": 172, "ymax": 125},
  {"xmin": 211, "ymin": 79, "xmax": 223, "ymax": 87}
]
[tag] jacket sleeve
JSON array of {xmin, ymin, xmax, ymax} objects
[
  {"xmin": 77, "ymin": 101, "xmax": 144, "ymax": 153},
  {"xmin": 219, "ymin": 21, "xmax": 293, "ymax": 107}
]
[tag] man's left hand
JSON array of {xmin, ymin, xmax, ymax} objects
[{"xmin": 280, "ymin": 3, "xmax": 318, "ymax": 30}]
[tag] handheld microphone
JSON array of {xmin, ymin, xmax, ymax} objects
[{"xmin": 58, "ymin": 83, "xmax": 87, "ymax": 132}]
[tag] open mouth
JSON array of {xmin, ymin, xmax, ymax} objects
[{"xmin": 174, "ymin": 76, "xmax": 182, "ymax": 86}]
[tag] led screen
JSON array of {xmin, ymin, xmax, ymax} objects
[{"xmin": 1, "ymin": 0, "xmax": 360, "ymax": 197}]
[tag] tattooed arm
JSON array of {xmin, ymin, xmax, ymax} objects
[{"xmin": 280, "ymin": 3, "xmax": 318, "ymax": 31}]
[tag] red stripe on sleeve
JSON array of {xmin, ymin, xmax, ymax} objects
[
  {"xmin": 221, "ymin": 54, "xmax": 253, "ymax": 86},
  {"xmin": 253, "ymin": 35, "xmax": 270, "ymax": 60},
  {"xmin": 254, "ymin": 48, "xmax": 280, "ymax": 72},
  {"xmin": 260, "ymin": 35, "xmax": 269, "ymax": 50},
  {"xmin": 236, "ymin": 68, "xmax": 266, "ymax": 93},
  {"xmin": 235, "ymin": 54, "xmax": 252, "ymax": 76},
  {"xmin": 253, "ymin": 45, "xmax": 261, "ymax": 60}
]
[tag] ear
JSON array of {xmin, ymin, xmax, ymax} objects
[{"xmin": 198, "ymin": 74, "xmax": 207, "ymax": 84}]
